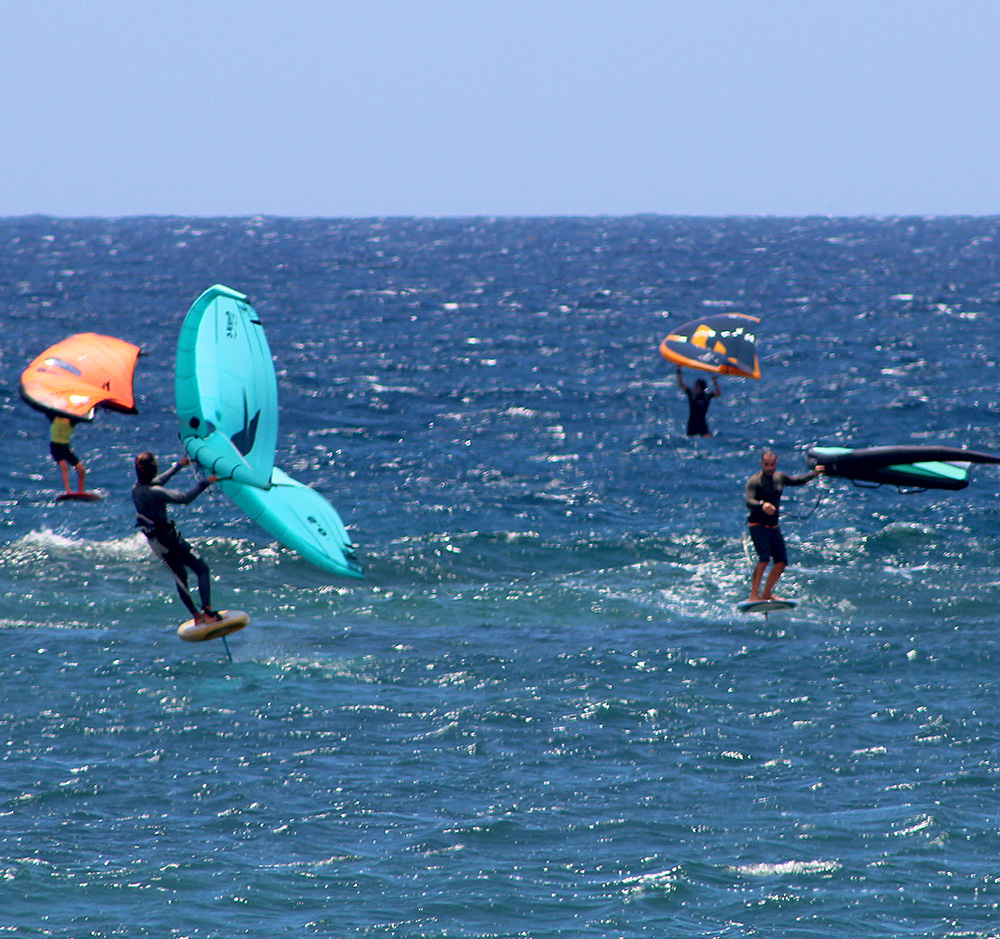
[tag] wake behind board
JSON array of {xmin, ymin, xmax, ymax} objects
[
  {"xmin": 177, "ymin": 610, "xmax": 249, "ymax": 642},
  {"xmin": 55, "ymin": 491, "xmax": 102, "ymax": 502},
  {"xmin": 736, "ymin": 598, "xmax": 798, "ymax": 615}
]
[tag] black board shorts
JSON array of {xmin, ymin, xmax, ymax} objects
[
  {"xmin": 50, "ymin": 442, "xmax": 80, "ymax": 466},
  {"xmin": 749, "ymin": 524, "xmax": 787, "ymax": 565}
]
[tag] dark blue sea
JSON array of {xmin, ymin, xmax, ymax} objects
[{"xmin": 2, "ymin": 215, "xmax": 1000, "ymax": 937}]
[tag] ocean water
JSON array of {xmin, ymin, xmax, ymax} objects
[{"xmin": 2, "ymin": 215, "xmax": 1000, "ymax": 937}]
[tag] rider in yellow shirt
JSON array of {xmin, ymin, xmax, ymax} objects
[{"xmin": 50, "ymin": 416, "xmax": 87, "ymax": 495}]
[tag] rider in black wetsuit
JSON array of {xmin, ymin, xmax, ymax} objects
[
  {"xmin": 132, "ymin": 452, "xmax": 221, "ymax": 625},
  {"xmin": 745, "ymin": 449, "xmax": 823, "ymax": 601},
  {"xmin": 676, "ymin": 367, "xmax": 720, "ymax": 436}
]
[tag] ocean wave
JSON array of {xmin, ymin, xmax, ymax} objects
[
  {"xmin": 620, "ymin": 866, "xmax": 684, "ymax": 895},
  {"xmin": 731, "ymin": 859, "xmax": 841, "ymax": 877},
  {"xmin": 2, "ymin": 528, "xmax": 149, "ymax": 563}
]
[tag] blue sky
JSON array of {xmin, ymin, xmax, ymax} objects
[{"xmin": 3, "ymin": 0, "xmax": 999, "ymax": 217}]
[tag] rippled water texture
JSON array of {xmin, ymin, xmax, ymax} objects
[{"xmin": 2, "ymin": 216, "xmax": 1000, "ymax": 936}]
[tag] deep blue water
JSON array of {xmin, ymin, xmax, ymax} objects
[{"xmin": 2, "ymin": 216, "xmax": 1000, "ymax": 937}]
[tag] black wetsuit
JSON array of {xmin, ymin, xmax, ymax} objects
[
  {"xmin": 684, "ymin": 387, "xmax": 716, "ymax": 436},
  {"xmin": 745, "ymin": 470, "xmax": 814, "ymax": 564},
  {"xmin": 132, "ymin": 460, "xmax": 213, "ymax": 617}
]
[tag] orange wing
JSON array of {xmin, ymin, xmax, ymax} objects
[
  {"xmin": 659, "ymin": 313, "xmax": 761, "ymax": 380},
  {"xmin": 20, "ymin": 333, "xmax": 141, "ymax": 421}
]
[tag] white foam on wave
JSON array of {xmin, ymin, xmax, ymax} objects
[
  {"xmin": 732, "ymin": 859, "xmax": 841, "ymax": 877},
  {"xmin": 4, "ymin": 528, "xmax": 150, "ymax": 562},
  {"xmin": 14, "ymin": 529, "xmax": 81, "ymax": 550},
  {"xmin": 621, "ymin": 866, "xmax": 683, "ymax": 894}
]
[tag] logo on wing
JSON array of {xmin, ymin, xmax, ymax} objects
[{"xmin": 230, "ymin": 391, "xmax": 260, "ymax": 456}]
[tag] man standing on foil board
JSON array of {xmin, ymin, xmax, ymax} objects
[
  {"xmin": 745, "ymin": 449, "xmax": 823, "ymax": 601},
  {"xmin": 132, "ymin": 452, "xmax": 222, "ymax": 626}
]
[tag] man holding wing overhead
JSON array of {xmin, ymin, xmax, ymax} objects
[
  {"xmin": 659, "ymin": 313, "xmax": 761, "ymax": 437},
  {"xmin": 676, "ymin": 366, "xmax": 720, "ymax": 436}
]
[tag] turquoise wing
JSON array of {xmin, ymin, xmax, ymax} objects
[
  {"xmin": 176, "ymin": 283, "xmax": 363, "ymax": 579},
  {"xmin": 221, "ymin": 468, "xmax": 364, "ymax": 579},
  {"xmin": 807, "ymin": 444, "xmax": 1000, "ymax": 491},
  {"xmin": 175, "ymin": 284, "xmax": 277, "ymax": 489}
]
